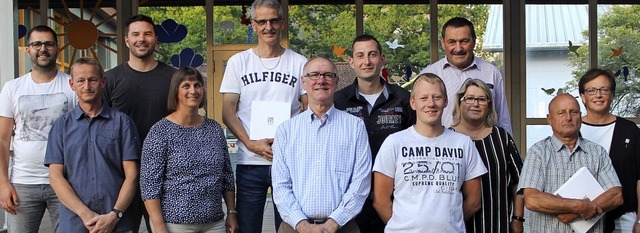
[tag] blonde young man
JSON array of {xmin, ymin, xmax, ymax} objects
[{"xmin": 373, "ymin": 73, "xmax": 486, "ymax": 232}]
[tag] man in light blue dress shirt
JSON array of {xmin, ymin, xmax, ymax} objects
[{"xmin": 272, "ymin": 57, "xmax": 372, "ymax": 233}]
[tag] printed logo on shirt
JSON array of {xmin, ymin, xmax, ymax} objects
[
  {"xmin": 376, "ymin": 107, "xmax": 403, "ymax": 125},
  {"xmin": 344, "ymin": 106, "xmax": 365, "ymax": 120},
  {"xmin": 17, "ymin": 93, "xmax": 70, "ymax": 141},
  {"xmin": 400, "ymin": 146, "xmax": 465, "ymax": 194},
  {"xmin": 240, "ymin": 71, "xmax": 298, "ymax": 87}
]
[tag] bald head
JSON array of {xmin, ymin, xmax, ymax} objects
[{"xmin": 547, "ymin": 93, "xmax": 582, "ymax": 140}]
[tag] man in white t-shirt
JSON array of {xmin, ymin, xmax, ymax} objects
[
  {"xmin": 219, "ymin": 0, "xmax": 307, "ymax": 232},
  {"xmin": 373, "ymin": 73, "xmax": 487, "ymax": 233},
  {"xmin": 0, "ymin": 25, "xmax": 76, "ymax": 233}
]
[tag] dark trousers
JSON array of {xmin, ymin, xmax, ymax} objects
[{"xmin": 354, "ymin": 199, "xmax": 385, "ymax": 233}]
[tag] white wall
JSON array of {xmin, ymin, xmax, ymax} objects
[{"xmin": 0, "ymin": 0, "xmax": 16, "ymax": 90}]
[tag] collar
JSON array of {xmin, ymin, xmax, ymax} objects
[
  {"xmin": 304, "ymin": 105, "xmax": 337, "ymax": 123},
  {"xmin": 73, "ymin": 101, "xmax": 111, "ymax": 120},
  {"xmin": 550, "ymin": 134, "xmax": 583, "ymax": 153},
  {"xmin": 442, "ymin": 56, "xmax": 480, "ymax": 71},
  {"xmin": 348, "ymin": 77, "xmax": 390, "ymax": 101}
]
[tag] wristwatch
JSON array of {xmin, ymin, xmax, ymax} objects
[
  {"xmin": 512, "ymin": 215, "xmax": 525, "ymax": 222},
  {"xmin": 111, "ymin": 208, "xmax": 123, "ymax": 219}
]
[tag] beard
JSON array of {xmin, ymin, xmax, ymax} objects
[{"xmin": 30, "ymin": 51, "xmax": 57, "ymax": 70}]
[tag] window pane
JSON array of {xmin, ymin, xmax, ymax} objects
[
  {"xmin": 213, "ymin": 6, "xmax": 258, "ymax": 45},
  {"xmin": 592, "ymin": 5, "xmax": 640, "ymax": 118},
  {"xmin": 525, "ymin": 5, "xmax": 589, "ymax": 149},
  {"xmin": 140, "ymin": 6, "xmax": 207, "ymax": 68},
  {"xmin": 363, "ymin": 4, "xmax": 429, "ymax": 83},
  {"xmin": 526, "ymin": 125, "xmax": 552, "ymax": 151},
  {"xmin": 526, "ymin": 5, "xmax": 588, "ymax": 119},
  {"xmin": 289, "ymin": 4, "xmax": 355, "ymax": 59}
]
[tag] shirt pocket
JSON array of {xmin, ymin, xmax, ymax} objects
[{"xmin": 96, "ymin": 129, "xmax": 121, "ymax": 158}]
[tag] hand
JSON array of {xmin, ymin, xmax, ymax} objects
[
  {"xmin": 319, "ymin": 219, "xmax": 339, "ymax": 233},
  {"xmin": 226, "ymin": 213, "xmax": 238, "ymax": 233},
  {"xmin": 576, "ymin": 198, "xmax": 602, "ymax": 220},
  {"xmin": 0, "ymin": 182, "xmax": 18, "ymax": 215},
  {"xmin": 78, "ymin": 210, "xmax": 98, "ymax": 231},
  {"xmin": 296, "ymin": 221, "xmax": 323, "ymax": 233},
  {"xmin": 247, "ymin": 138, "xmax": 274, "ymax": 161},
  {"xmin": 510, "ymin": 219, "xmax": 523, "ymax": 233},
  {"xmin": 86, "ymin": 212, "xmax": 118, "ymax": 233},
  {"xmin": 556, "ymin": 213, "xmax": 579, "ymax": 224}
]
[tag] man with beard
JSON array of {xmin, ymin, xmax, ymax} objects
[
  {"xmin": 419, "ymin": 17, "xmax": 512, "ymax": 133},
  {"xmin": 102, "ymin": 14, "xmax": 176, "ymax": 232},
  {"xmin": 0, "ymin": 25, "xmax": 76, "ymax": 233},
  {"xmin": 46, "ymin": 58, "xmax": 140, "ymax": 233},
  {"xmin": 220, "ymin": 0, "xmax": 307, "ymax": 232}
]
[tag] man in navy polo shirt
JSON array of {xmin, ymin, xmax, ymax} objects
[
  {"xmin": 45, "ymin": 57, "xmax": 140, "ymax": 232},
  {"xmin": 334, "ymin": 34, "xmax": 415, "ymax": 233}
]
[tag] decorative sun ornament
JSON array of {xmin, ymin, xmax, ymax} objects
[{"xmin": 51, "ymin": 0, "xmax": 118, "ymax": 67}]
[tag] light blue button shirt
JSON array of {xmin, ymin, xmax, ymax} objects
[{"xmin": 272, "ymin": 106, "xmax": 372, "ymax": 227}]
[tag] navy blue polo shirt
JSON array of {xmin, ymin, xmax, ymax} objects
[{"xmin": 45, "ymin": 102, "xmax": 141, "ymax": 232}]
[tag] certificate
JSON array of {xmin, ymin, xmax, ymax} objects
[
  {"xmin": 553, "ymin": 167, "xmax": 605, "ymax": 233},
  {"xmin": 249, "ymin": 101, "xmax": 290, "ymax": 140}
]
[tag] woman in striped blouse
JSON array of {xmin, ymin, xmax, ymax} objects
[{"xmin": 451, "ymin": 79, "xmax": 525, "ymax": 233}]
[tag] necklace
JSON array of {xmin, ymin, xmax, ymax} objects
[{"xmin": 255, "ymin": 47, "xmax": 283, "ymax": 70}]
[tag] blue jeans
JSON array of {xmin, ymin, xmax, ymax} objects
[
  {"xmin": 236, "ymin": 165, "xmax": 282, "ymax": 233},
  {"xmin": 6, "ymin": 183, "xmax": 59, "ymax": 233}
]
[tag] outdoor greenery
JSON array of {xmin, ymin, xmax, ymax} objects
[
  {"xmin": 140, "ymin": 4, "xmax": 492, "ymax": 78},
  {"xmin": 567, "ymin": 5, "xmax": 640, "ymax": 117}
]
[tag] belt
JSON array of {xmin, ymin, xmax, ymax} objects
[{"xmin": 307, "ymin": 218, "xmax": 328, "ymax": 224}]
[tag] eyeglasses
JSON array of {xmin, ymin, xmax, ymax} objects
[
  {"xmin": 28, "ymin": 41, "xmax": 57, "ymax": 50},
  {"xmin": 584, "ymin": 87, "xmax": 611, "ymax": 95},
  {"xmin": 305, "ymin": 72, "xmax": 337, "ymax": 80},
  {"xmin": 253, "ymin": 18, "xmax": 281, "ymax": 26},
  {"xmin": 460, "ymin": 96, "xmax": 489, "ymax": 105}
]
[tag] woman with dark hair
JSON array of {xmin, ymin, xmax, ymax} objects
[
  {"xmin": 451, "ymin": 78, "xmax": 524, "ymax": 233},
  {"xmin": 578, "ymin": 67, "xmax": 640, "ymax": 233},
  {"xmin": 140, "ymin": 67, "xmax": 238, "ymax": 233}
]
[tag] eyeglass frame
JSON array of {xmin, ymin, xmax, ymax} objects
[
  {"xmin": 460, "ymin": 96, "xmax": 490, "ymax": 105},
  {"xmin": 304, "ymin": 72, "xmax": 338, "ymax": 80},
  {"xmin": 252, "ymin": 18, "xmax": 282, "ymax": 26},
  {"xmin": 28, "ymin": 41, "xmax": 58, "ymax": 50},
  {"xmin": 584, "ymin": 87, "xmax": 612, "ymax": 95}
]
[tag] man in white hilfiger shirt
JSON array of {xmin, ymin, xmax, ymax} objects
[
  {"xmin": 219, "ymin": 0, "xmax": 307, "ymax": 232},
  {"xmin": 0, "ymin": 25, "xmax": 77, "ymax": 233}
]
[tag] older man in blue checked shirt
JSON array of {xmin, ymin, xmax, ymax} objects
[{"xmin": 272, "ymin": 57, "xmax": 372, "ymax": 233}]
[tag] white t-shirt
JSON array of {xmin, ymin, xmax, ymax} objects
[
  {"xmin": 0, "ymin": 71, "xmax": 76, "ymax": 184},
  {"xmin": 373, "ymin": 127, "xmax": 487, "ymax": 233},
  {"xmin": 220, "ymin": 48, "xmax": 307, "ymax": 165},
  {"xmin": 358, "ymin": 91, "xmax": 382, "ymax": 113},
  {"xmin": 581, "ymin": 122, "xmax": 615, "ymax": 154}
]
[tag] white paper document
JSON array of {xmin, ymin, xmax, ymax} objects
[
  {"xmin": 553, "ymin": 167, "xmax": 605, "ymax": 233},
  {"xmin": 249, "ymin": 101, "xmax": 290, "ymax": 140}
]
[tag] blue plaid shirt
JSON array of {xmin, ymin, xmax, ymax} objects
[{"xmin": 272, "ymin": 106, "xmax": 372, "ymax": 227}]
